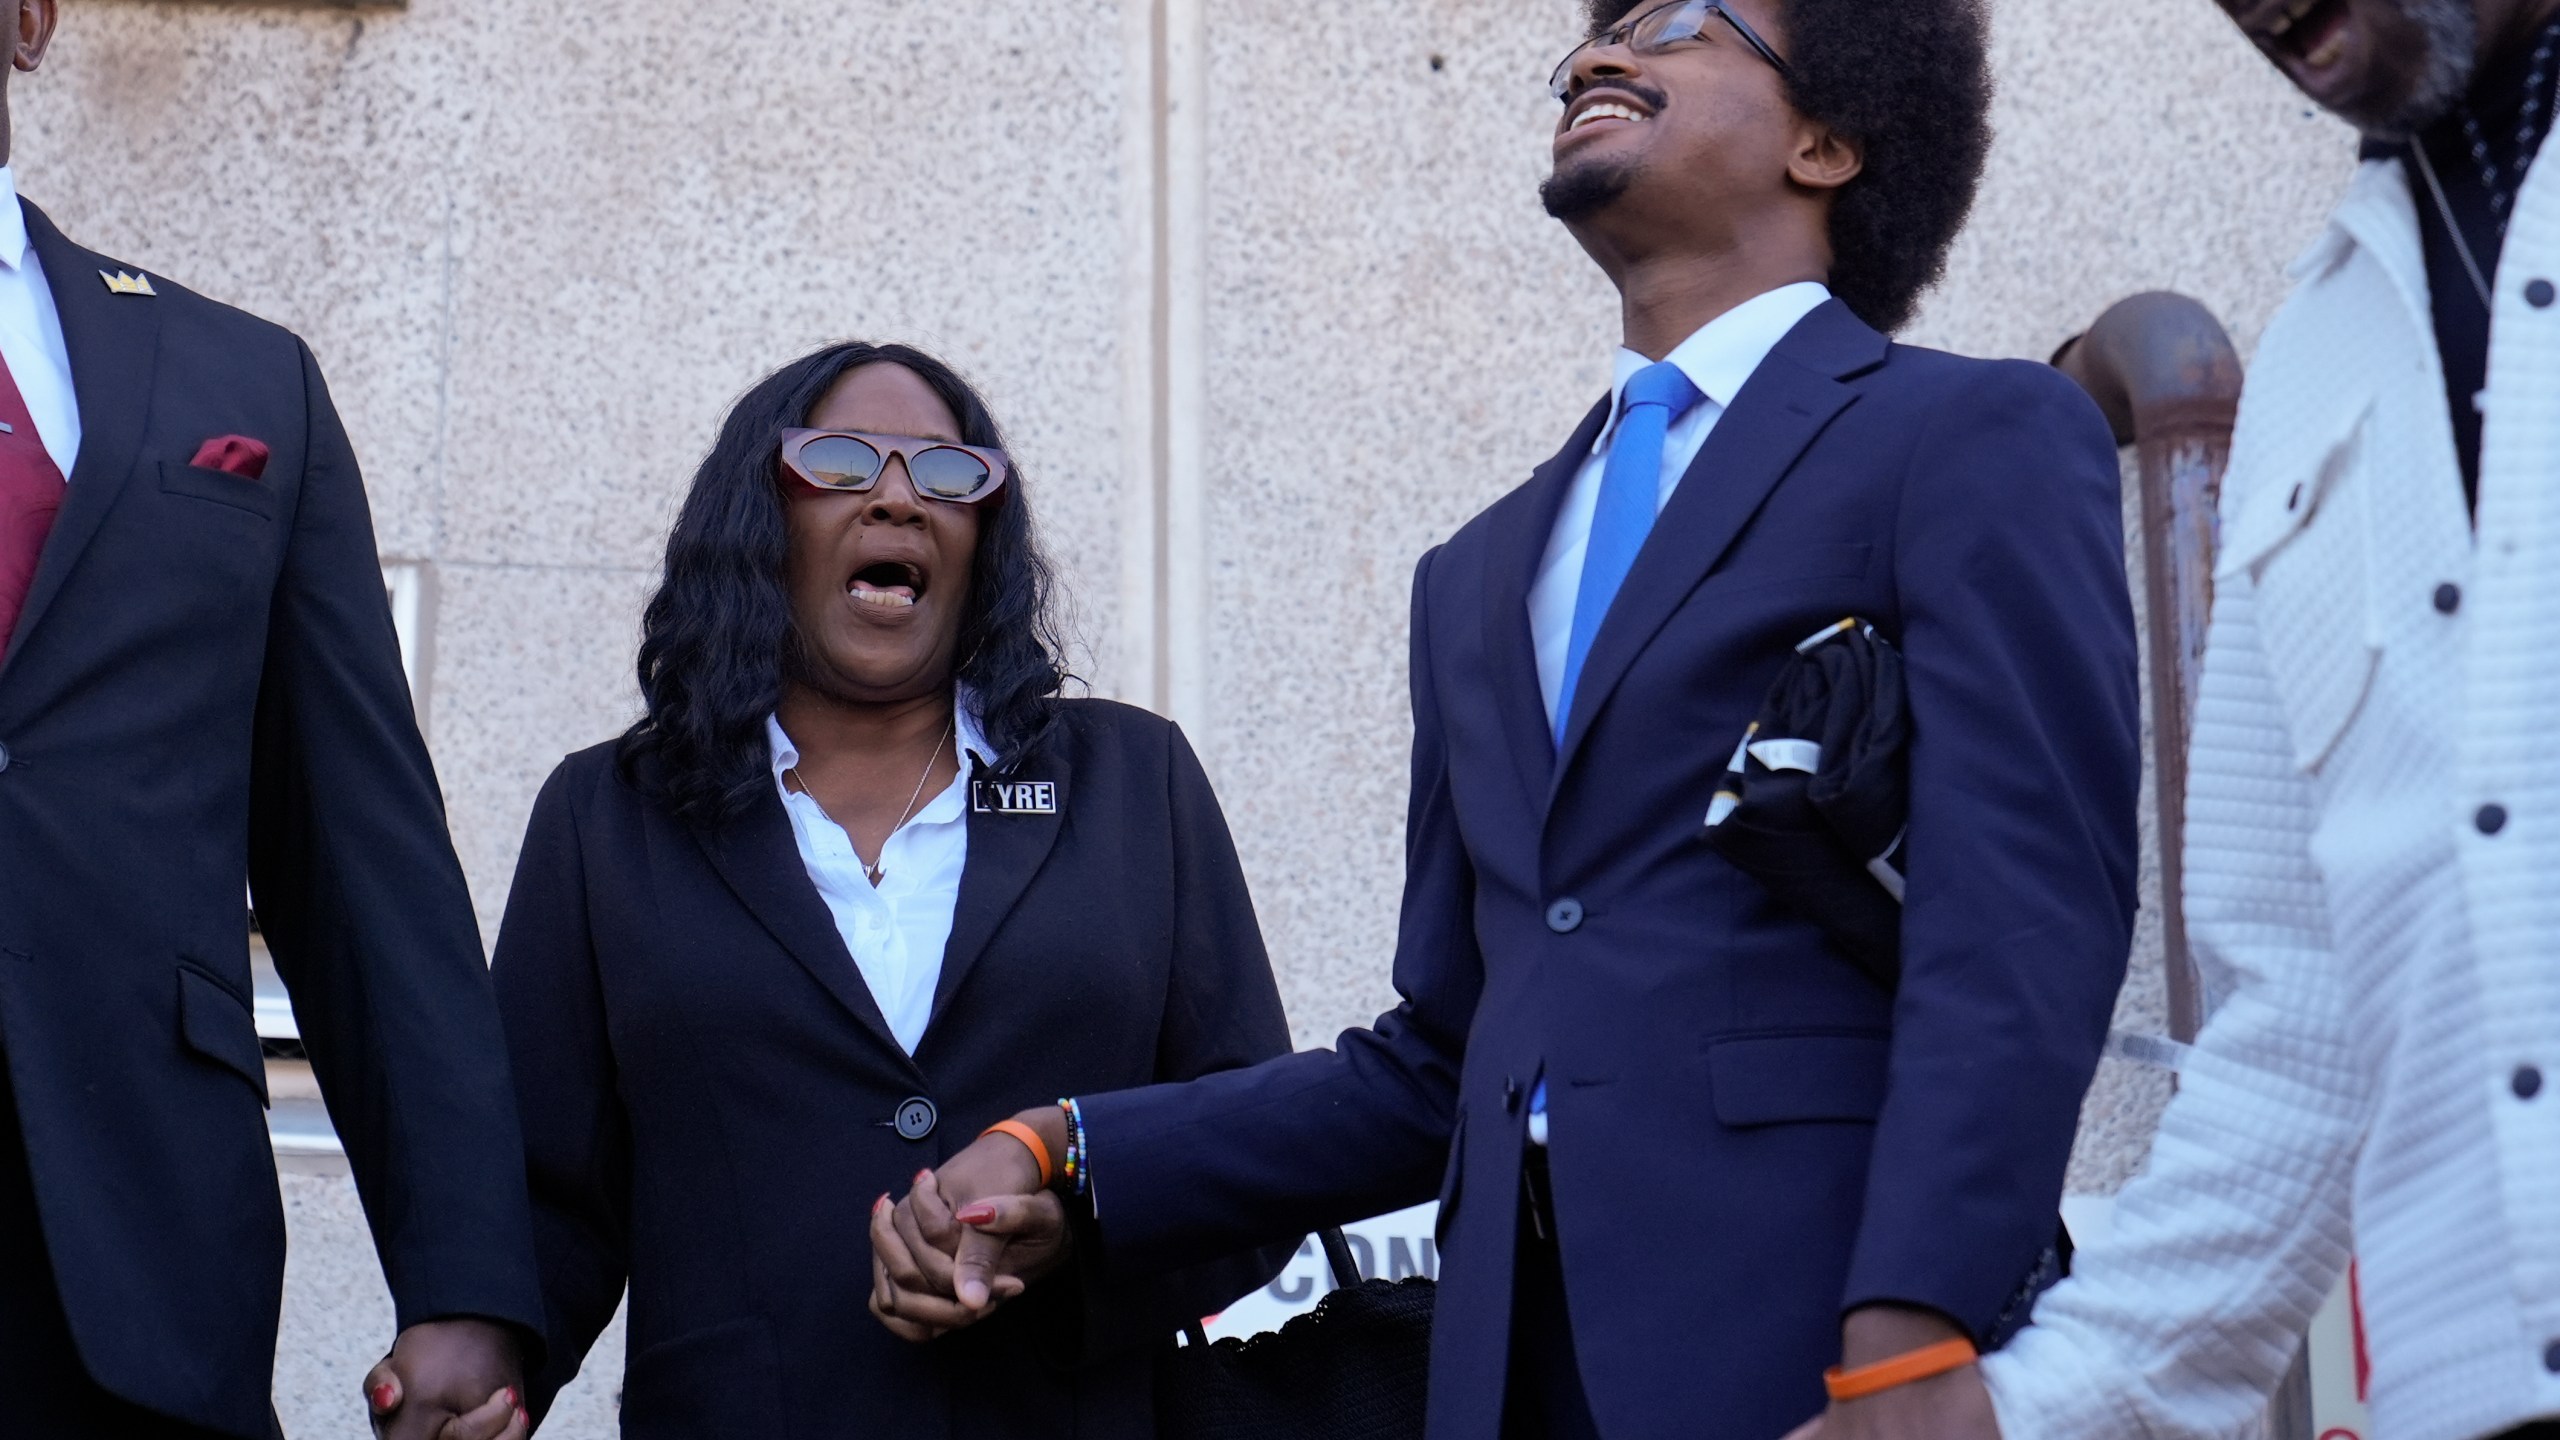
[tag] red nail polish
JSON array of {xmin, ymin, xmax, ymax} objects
[
  {"xmin": 506, "ymin": 1387, "xmax": 521, "ymax": 1408},
  {"xmin": 915, "ymin": 1169, "xmax": 933, "ymax": 1186},
  {"xmin": 370, "ymin": 1383, "xmax": 395, "ymax": 1411},
  {"xmin": 957, "ymin": 1202, "xmax": 997, "ymax": 1225}
]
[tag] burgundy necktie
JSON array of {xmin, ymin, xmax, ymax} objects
[{"xmin": 0, "ymin": 348, "xmax": 64, "ymax": 663}]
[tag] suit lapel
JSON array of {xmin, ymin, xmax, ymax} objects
[
  {"xmin": 927, "ymin": 744, "xmax": 1072, "ymax": 1028},
  {"xmin": 694, "ymin": 788, "xmax": 915, "ymax": 1064},
  {"xmin": 2, "ymin": 201, "xmax": 162, "ymax": 676},
  {"xmin": 1551, "ymin": 301, "xmax": 1887, "ymax": 788},
  {"xmin": 1486, "ymin": 398, "xmax": 1610, "ymax": 813}
]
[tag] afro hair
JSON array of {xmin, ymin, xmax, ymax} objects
[{"xmin": 1582, "ymin": 0, "xmax": 1994, "ymax": 332}]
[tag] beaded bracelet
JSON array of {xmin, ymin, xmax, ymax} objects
[{"xmin": 1056, "ymin": 1097, "xmax": 1090, "ymax": 1197}]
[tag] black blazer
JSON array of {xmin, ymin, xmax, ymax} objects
[
  {"xmin": 0, "ymin": 202, "xmax": 544, "ymax": 1436},
  {"xmin": 1079, "ymin": 303, "xmax": 2142, "ymax": 1440},
  {"xmin": 494, "ymin": 700, "xmax": 1293, "ymax": 1439}
]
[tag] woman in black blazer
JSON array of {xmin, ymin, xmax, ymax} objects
[{"xmin": 489, "ymin": 342, "xmax": 1291, "ymax": 1438}]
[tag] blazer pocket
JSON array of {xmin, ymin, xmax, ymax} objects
[
  {"xmin": 1708, "ymin": 1030, "xmax": 1890, "ymax": 1128},
  {"xmin": 622, "ymin": 1317, "xmax": 784, "ymax": 1439},
  {"xmin": 2217, "ymin": 406, "xmax": 2380, "ymax": 772},
  {"xmin": 176, "ymin": 963, "xmax": 268, "ymax": 1106},
  {"xmin": 159, "ymin": 460, "xmax": 279, "ymax": 520}
]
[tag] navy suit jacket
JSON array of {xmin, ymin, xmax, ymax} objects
[
  {"xmin": 0, "ymin": 202, "xmax": 543, "ymax": 1436},
  {"xmin": 1077, "ymin": 302, "xmax": 2140, "ymax": 1440}
]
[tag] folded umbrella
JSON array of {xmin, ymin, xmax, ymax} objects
[{"xmin": 1703, "ymin": 617, "xmax": 1910, "ymax": 988}]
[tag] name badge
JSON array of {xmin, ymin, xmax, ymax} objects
[{"xmin": 972, "ymin": 780, "xmax": 1059, "ymax": 815}]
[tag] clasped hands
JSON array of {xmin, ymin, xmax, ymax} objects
[
  {"xmin": 869, "ymin": 1105, "xmax": 1076, "ymax": 1340},
  {"xmin": 867, "ymin": 1110, "xmax": 2004, "ymax": 1440},
  {"xmin": 360, "ymin": 1317, "xmax": 530, "ymax": 1440}
]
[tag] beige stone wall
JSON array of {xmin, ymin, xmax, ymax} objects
[{"xmin": 21, "ymin": 0, "xmax": 2351, "ymax": 1432}]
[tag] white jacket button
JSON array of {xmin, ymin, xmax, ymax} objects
[
  {"xmin": 2434, "ymin": 583, "xmax": 2462, "ymax": 614},
  {"xmin": 2529, "ymin": 278, "xmax": 2557, "ymax": 308},
  {"xmin": 2478, "ymin": 804, "xmax": 2511, "ymax": 836},
  {"xmin": 2518, "ymin": 1066, "xmax": 2546, "ymax": 1100}
]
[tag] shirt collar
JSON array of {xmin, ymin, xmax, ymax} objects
[
  {"xmin": 767, "ymin": 689, "xmax": 995, "ymax": 786},
  {"xmin": 1600, "ymin": 280, "xmax": 1833, "ymax": 443},
  {"xmin": 0, "ymin": 168, "xmax": 28, "ymax": 273}
]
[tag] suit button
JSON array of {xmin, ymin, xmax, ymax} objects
[
  {"xmin": 893, "ymin": 1097, "xmax": 938, "ymax": 1141},
  {"xmin": 2544, "ymin": 1339, "xmax": 2560, "ymax": 1373},
  {"xmin": 1545, "ymin": 899, "xmax": 1584, "ymax": 934},
  {"xmin": 2530, "ymin": 278, "xmax": 2557, "ymax": 308},
  {"xmin": 2478, "ymin": 803, "xmax": 2510, "ymax": 836},
  {"xmin": 1503, "ymin": 1078, "xmax": 1521, "ymax": 1113},
  {"xmin": 2518, "ymin": 1066, "xmax": 2545, "ymax": 1100},
  {"xmin": 2434, "ymin": 583, "xmax": 2462, "ymax": 615}
]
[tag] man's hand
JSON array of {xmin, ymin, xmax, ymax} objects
[
  {"xmin": 1778, "ymin": 1305, "xmax": 2003, "ymax": 1440},
  {"xmin": 867, "ymin": 1108, "xmax": 1074, "ymax": 1341},
  {"xmin": 362, "ymin": 1318, "xmax": 529, "ymax": 1440}
]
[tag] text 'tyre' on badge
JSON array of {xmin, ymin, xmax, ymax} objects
[{"xmin": 972, "ymin": 780, "xmax": 1059, "ymax": 815}]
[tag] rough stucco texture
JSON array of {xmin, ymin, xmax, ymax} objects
[
  {"xmin": 18, "ymin": 0, "xmax": 1136, "ymax": 938},
  {"xmin": 19, "ymin": 0, "xmax": 2350, "ymax": 1432}
]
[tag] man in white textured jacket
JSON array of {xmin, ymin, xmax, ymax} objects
[{"xmin": 1876, "ymin": 0, "xmax": 2560, "ymax": 1437}]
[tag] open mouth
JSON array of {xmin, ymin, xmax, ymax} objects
[
  {"xmin": 2258, "ymin": 0, "xmax": 2352, "ymax": 73},
  {"xmin": 848, "ymin": 560, "xmax": 926, "ymax": 610},
  {"xmin": 1560, "ymin": 88, "xmax": 1658, "ymax": 141}
]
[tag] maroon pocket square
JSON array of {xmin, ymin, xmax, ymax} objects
[{"xmin": 189, "ymin": 435, "xmax": 270, "ymax": 480}]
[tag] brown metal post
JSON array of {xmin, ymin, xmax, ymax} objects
[{"xmin": 2055, "ymin": 292, "xmax": 2242, "ymax": 1046}]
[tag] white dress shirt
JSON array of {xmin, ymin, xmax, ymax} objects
[
  {"xmin": 1530, "ymin": 281, "xmax": 1831, "ymax": 725},
  {"xmin": 0, "ymin": 168, "xmax": 80, "ymax": 479},
  {"xmin": 769, "ymin": 698, "xmax": 989, "ymax": 1056}
]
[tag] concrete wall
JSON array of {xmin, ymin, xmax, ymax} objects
[{"xmin": 20, "ymin": 0, "xmax": 2350, "ymax": 1433}]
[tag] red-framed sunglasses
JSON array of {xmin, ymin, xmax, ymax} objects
[{"xmin": 779, "ymin": 428, "xmax": 1012, "ymax": 505}]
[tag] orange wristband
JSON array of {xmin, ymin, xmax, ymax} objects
[
  {"xmin": 1822, "ymin": 1337, "xmax": 1978, "ymax": 1402},
  {"xmin": 980, "ymin": 1119, "xmax": 1055, "ymax": 1189}
]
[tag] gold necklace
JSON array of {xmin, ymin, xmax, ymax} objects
[{"xmin": 789, "ymin": 716, "xmax": 953, "ymax": 888}]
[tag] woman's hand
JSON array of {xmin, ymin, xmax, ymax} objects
[
  {"xmin": 868, "ymin": 1112, "xmax": 1074, "ymax": 1340},
  {"xmin": 869, "ymin": 1169, "xmax": 1029, "ymax": 1341},
  {"xmin": 362, "ymin": 1321, "xmax": 530, "ymax": 1440}
]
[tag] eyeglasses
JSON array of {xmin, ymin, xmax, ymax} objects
[
  {"xmin": 1548, "ymin": 0, "xmax": 1790, "ymax": 102},
  {"xmin": 779, "ymin": 428, "xmax": 1012, "ymax": 505}
]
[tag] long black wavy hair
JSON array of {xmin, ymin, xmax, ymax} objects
[
  {"xmin": 1583, "ymin": 0, "xmax": 1993, "ymax": 333},
  {"xmin": 618, "ymin": 342, "xmax": 1067, "ymax": 822}
]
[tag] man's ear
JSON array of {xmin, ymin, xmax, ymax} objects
[
  {"xmin": 15, "ymin": 0, "xmax": 58, "ymax": 75},
  {"xmin": 1787, "ymin": 124, "xmax": 1862, "ymax": 194}
]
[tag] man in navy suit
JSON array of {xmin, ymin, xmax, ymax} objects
[
  {"xmin": 880, "ymin": 1, "xmax": 2139, "ymax": 1436},
  {"xmin": 0, "ymin": 4, "xmax": 540, "ymax": 1436}
]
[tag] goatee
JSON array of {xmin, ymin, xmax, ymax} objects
[{"xmin": 1541, "ymin": 156, "xmax": 1637, "ymax": 221}]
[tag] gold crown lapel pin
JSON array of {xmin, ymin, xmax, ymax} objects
[{"xmin": 99, "ymin": 270, "xmax": 157, "ymax": 297}]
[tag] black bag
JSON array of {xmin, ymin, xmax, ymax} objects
[
  {"xmin": 1702, "ymin": 617, "xmax": 1910, "ymax": 986},
  {"xmin": 1155, "ymin": 1228, "xmax": 1434, "ymax": 1440}
]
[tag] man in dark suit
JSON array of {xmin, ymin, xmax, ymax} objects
[
  {"xmin": 883, "ymin": 1, "xmax": 2140, "ymax": 1436},
  {"xmin": 0, "ymin": 4, "xmax": 542, "ymax": 1436}
]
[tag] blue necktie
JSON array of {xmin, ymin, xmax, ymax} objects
[
  {"xmin": 1531, "ymin": 363, "xmax": 1703, "ymax": 1141},
  {"xmin": 1553, "ymin": 360, "xmax": 1704, "ymax": 747}
]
